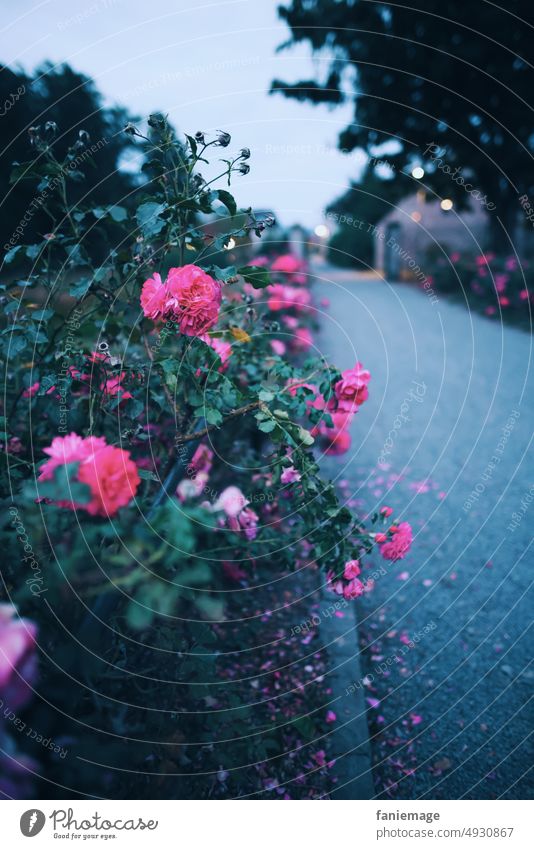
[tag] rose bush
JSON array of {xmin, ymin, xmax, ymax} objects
[
  {"xmin": 427, "ymin": 252, "xmax": 533, "ymax": 326},
  {"xmin": 0, "ymin": 114, "xmax": 412, "ymax": 798}
]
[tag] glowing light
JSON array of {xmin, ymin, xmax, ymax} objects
[
  {"xmin": 440, "ymin": 198, "xmax": 453, "ymax": 211},
  {"xmin": 225, "ymin": 238, "xmax": 236, "ymax": 250},
  {"xmin": 411, "ymin": 166, "xmax": 425, "ymax": 179},
  {"xmin": 314, "ymin": 224, "xmax": 330, "ymax": 238},
  {"xmin": 411, "ymin": 211, "xmax": 422, "ymax": 222}
]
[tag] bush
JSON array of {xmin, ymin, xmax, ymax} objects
[
  {"xmin": 428, "ymin": 251, "xmax": 533, "ymax": 325},
  {"xmin": 0, "ymin": 114, "xmax": 411, "ymax": 798}
]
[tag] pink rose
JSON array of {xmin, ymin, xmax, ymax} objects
[
  {"xmin": 270, "ymin": 339, "xmax": 286, "ymax": 356},
  {"xmin": 267, "ymin": 284, "xmax": 289, "ymax": 311},
  {"xmin": 39, "ymin": 434, "xmax": 140, "ymax": 516},
  {"xmin": 334, "ymin": 362, "xmax": 370, "ymax": 413},
  {"xmin": 141, "ymin": 265, "xmax": 222, "ymax": 336},
  {"xmin": 267, "ymin": 284, "xmax": 311, "ymax": 312},
  {"xmin": 39, "ymin": 433, "xmax": 107, "ymax": 482},
  {"xmin": 281, "ymin": 466, "xmax": 301, "ymax": 484},
  {"xmin": 343, "ymin": 578, "xmax": 364, "ymax": 600},
  {"xmin": 379, "ymin": 521, "xmax": 413, "ymax": 561},
  {"xmin": 189, "ymin": 444, "xmax": 214, "ymax": 476},
  {"xmin": 271, "ymin": 254, "xmax": 302, "ymax": 275},
  {"xmin": 233, "ymin": 506, "xmax": 259, "ymax": 541},
  {"xmin": 141, "ymin": 272, "xmax": 167, "ymax": 319},
  {"xmin": 77, "ymin": 444, "xmax": 140, "ymax": 516},
  {"xmin": 166, "ymin": 264, "xmax": 221, "ymax": 336},
  {"xmin": 344, "ymin": 559, "xmax": 361, "ymax": 580},
  {"xmin": 200, "ymin": 334, "xmax": 232, "ymax": 369},
  {"xmin": 176, "ymin": 471, "xmax": 209, "ymax": 502},
  {"xmin": 215, "ymin": 486, "xmax": 248, "ymax": 518},
  {"xmin": 0, "ymin": 604, "xmax": 37, "ymax": 711},
  {"xmin": 101, "ymin": 373, "xmax": 133, "ymax": 401},
  {"xmin": 291, "ymin": 326, "xmax": 313, "ymax": 352},
  {"xmin": 324, "ymin": 429, "xmax": 351, "ymax": 455},
  {"xmin": 23, "ymin": 382, "xmax": 40, "ymax": 398}
]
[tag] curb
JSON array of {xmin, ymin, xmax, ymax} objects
[{"xmin": 319, "ymin": 589, "xmax": 374, "ymax": 799}]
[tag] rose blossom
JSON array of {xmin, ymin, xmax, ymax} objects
[
  {"xmin": 39, "ymin": 433, "xmax": 107, "ymax": 481},
  {"xmin": 23, "ymin": 382, "xmax": 40, "ymax": 398},
  {"xmin": 291, "ymin": 326, "xmax": 313, "ymax": 352},
  {"xmin": 344, "ymin": 559, "xmax": 361, "ymax": 580},
  {"xmin": 281, "ymin": 466, "xmax": 301, "ymax": 485},
  {"xmin": 141, "ymin": 265, "xmax": 222, "ymax": 336},
  {"xmin": 267, "ymin": 284, "xmax": 311, "ymax": 312},
  {"xmin": 334, "ymin": 362, "xmax": 370, "ymax": 413},
  {"xmin": 343, "ymin": 578, "xmax": 364, "ymax": 600},
  {"xmin": 325, "ymin": 429, "xmax": 351, "ymax": 455},
  {"xmin": 271, "ymin": 254, "xmax": 303, "ymax": 275},
  {"xmin": 379, "ymin": 521, "xmax": 413, "ymax": 561},
  {"xmin": 200, "ymin": 334, "xmax": 232, "ymax": 369},
  {"xmin": 270, "ymin": 339, "xmax": 286, "ymax": 356},
  {"xmin": 0, "ymin": 604, "xmax": 37, "ymax": 711},
  {"xmin": 189, "ymin": 444, "xmax": 214, "ymax": 476},
  {"xmin": 141, "ymin": 272, "xmax": 167, "ymax": 319},
  {"xmin": 39, "ymin": 434, "xmax": 140, "ymax": 516},
  {"xmin": 215, "ymin": 486, "xmax": 248, "ymax": 518},
  {"xmin": 101, "ymin": 372, "xmax": 133, "ymax": 400},
  {"xmin": 166, "ymin": 264, "xmax": 221, "ymax": 336},
  {"xmin": 326, "ymin": 570, "xmax": 344, "ymax": 596},
  {"xmin": 229, "ymin": 506, "xmax": 259, "ymax": 541}
]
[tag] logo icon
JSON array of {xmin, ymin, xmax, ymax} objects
[{"xmin": 20, "ymin": 810, "xmax": 46, "ymax": 837}]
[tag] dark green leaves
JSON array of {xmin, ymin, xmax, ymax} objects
[
  {"xmin": 238, "ymin": 265, "xmax": 271, "ymax": 289},
  {"xmin": 135, "ymin": 201, "xmax": 167, "ymax": 238},
  {"xmin": 31, "ymin": 461, "xmax": 91, "ymax": 505}
]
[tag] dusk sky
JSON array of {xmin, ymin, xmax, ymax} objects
[{"xmin": 3, "ymin": 0, "xmax": 365, "ymax": 228}]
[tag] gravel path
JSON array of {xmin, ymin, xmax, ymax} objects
[{"xmin": 313, "ymin": 263, "xmax": 533, "ymax": 799}]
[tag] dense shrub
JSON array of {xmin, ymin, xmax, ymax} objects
[
  {"xmin": 1, "ymin": 114, "xmax": 411, "ymax": 798},
  {"xmin": 427, "ymin": 252, "xmax": 533, "ymax": 326}
]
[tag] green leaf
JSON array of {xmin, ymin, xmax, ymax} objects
[
  {"xmin": 297, "ymin": 426, "xmax": 315, "ymax": 446},
  {"xmin": 109, "ymin": 205, "xmax": 128, "ymax": 222},
  {"xmin": 4, "ymin": 246, "xmax": 22, "ymax": 264},
  {"xmin": 212, "ymin": 265, "xmax": 236, "ymax": 283},
  {"xmin": 185, "ymin": 134, "xmax": 198, "ymax": 157},
  {"xmin": 195, "ymin": 596, "xmax": 224, "ymax": 621},
  {"xmin": 31, "ymin": 309, "xmax": 54, "ymax": 321},
  {"xmin": 26, "ymin": 244, "xmax": 42, "ymax": 260},
  {"xmin": 136, "ymin": 201, "xmax": 167, "ymax": 238},
  {"xmin": 206, "ymin": 407, "xmax": 223, "ymax": 426},
  {"xmin": 238, "ymin": 265, "xmax": 271, "ymax": 289},
  {"xmin": 32, "ymin": 461, "xmax": 92, "ymax": 505},
  {"xmin": 69, "ymin": 277, "xmax": 92, "ymax": 298},
  {"xmin": 258, "ymin": 419, "xmax": 276, "ymax": 433},
  {"xmin": 137, "ymin": 468, "xmax": 158, "ymax": 481},
  {"xmin": 126, "ymin": 600, "xmax": 154, "ymax": 630},
  {"xmin": 215, "ymin": 190, "xmax": 237, "ymax": 217}
]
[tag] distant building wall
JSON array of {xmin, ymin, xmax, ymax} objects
[{"xmin": 375, "ymin": 194, "xmax": 489, "ymax": 278}]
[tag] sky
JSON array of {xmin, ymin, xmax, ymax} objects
[{"xmin": 2, "ymin": 0, "xmax": 365, "ymax": 229}]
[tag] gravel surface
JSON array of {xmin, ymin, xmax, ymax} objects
[{"xmin": 313, "ymin": 264, "xmax": 533, "ymax": 800}]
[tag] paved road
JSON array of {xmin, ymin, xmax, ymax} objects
[{"xmin": 313, "ymin": 263, "xmax": 533, "ymax": 799}]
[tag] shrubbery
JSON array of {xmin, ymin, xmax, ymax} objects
[{"xmin": 1, "ymin": 114, "xmax": 411, "ymax": 798}]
